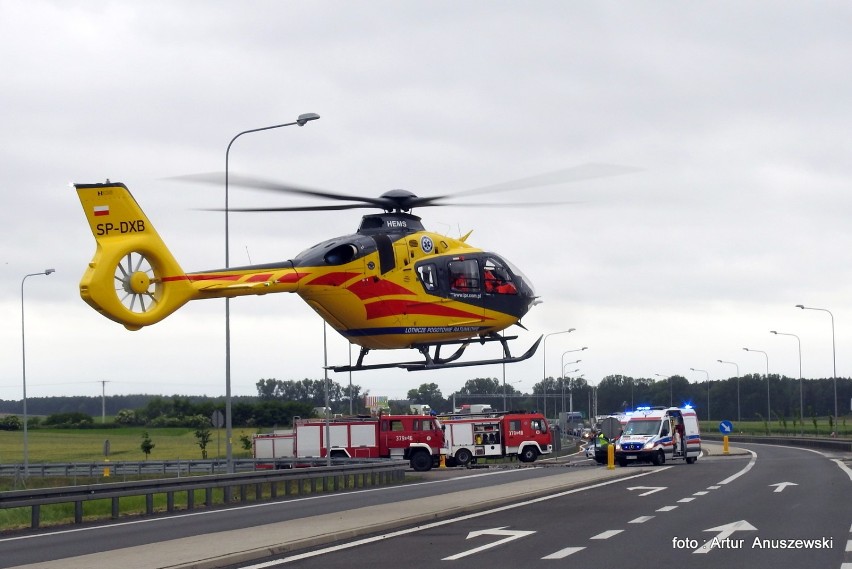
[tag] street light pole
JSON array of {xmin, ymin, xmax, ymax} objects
[
  {"xmin": 21, "ymin": 268, "xmax": 55, "ymax": 477},
  {"xmin": 561, "ymin": 364, "xmax": 581, "ymax": 416},
  {"xmin": 690, "ymin": 367, "xmax": 710, "ymax": 420},
  {"xmin": 654, "ymin": 373, "xmax": 673, "ymax": 406},
  {"xmin": 542, "ymin": 329, "xmax": 575, "ymax": 419},
  {"xmin": 743, "ymin": 347, "xmax": 770, "ymax": 422},
  {"xmin": 717, "ymin": 359, "xmax": 740, "ymax": 422},
  {"xmin": 770, "ymin": 330, "xmax": 803, "ymax": 435},
  {"xmin": 795, "ymin": 304, "xmax": 838, "ymax": 425},
  {"xmin": 560, "ymin": 347, "xmax": 586, "ymax": 415},
  {"xmin": 224, "ymin": 113, "xmax": 320, "ymax": 473}
]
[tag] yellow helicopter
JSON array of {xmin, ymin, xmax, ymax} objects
[{"xmin": 75, "ymin": 165, "xmax": 632, "ymax": 371}]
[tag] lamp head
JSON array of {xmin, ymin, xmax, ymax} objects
[
  {"xmin": 45, "ymin": 268, "xmax": 55, "ymax": 275},
  {"xmin": 296, "ymin": 112, "xmax": 320, "ymax": 126},
  {"xmin": 795, "ymin": 304, "xmax": 804, "ymax": 309}
]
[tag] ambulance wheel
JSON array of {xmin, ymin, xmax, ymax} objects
[
  {"xmin": 410, "ymin": 451, "xmax": 433, "ymax": 472},
  {"xmin": 686, "ymin": 456, "xmax": 696, "ymax": 464},
  {"xmin": 617, "ymin": 458, "xmax": 628, "ymax": 467},
  {"xmin": 455, "ymin": 448, "xmax": 473, "ymax": 467},
  {"xmin": 652, "ymin": 450, "xmax": 665, "ymax": 466},
  {"xmin": 519, "ymin": 446, "xmax": 538, "ymax": 463}
]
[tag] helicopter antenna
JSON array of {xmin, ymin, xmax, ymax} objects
[{"xmin": 245, "ymin": 245, "xmax": 253, "ymax": 264}]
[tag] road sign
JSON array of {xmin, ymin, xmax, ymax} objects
[
  {"xmin": 600, "ymin": 417, "xmax": 622, "ymax": 439},
  {"xmin": 211, "ymin": 410, "xmax": 224, "ymax": 428},
  {"xmin": 719, "ymin": 420, "xmax": 734, "ymax": 434}
]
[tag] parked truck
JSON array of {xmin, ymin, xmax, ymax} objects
[
  {"xmin": 439, "ymin": 411, "xmax": 552, "ymax": 466},
  {"xmin": 253, "ymin": 414, "xmax": 445, "ymax": 472}
]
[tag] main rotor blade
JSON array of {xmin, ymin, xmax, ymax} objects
[
  {"xmin": 199, "ymin": 203, "xmax": 378, "ymax": 213},
  {"xmin": 448, "ymin": 163, "xmax": 643, "ymax": 199},
  {"xmin": 173, "ymin": 172, "xmax": 389, "ymax": 208}
]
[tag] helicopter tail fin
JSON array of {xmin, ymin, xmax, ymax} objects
[{"xmin": 76, "ymin": 181, "xmax": 196, "ymax": 330}]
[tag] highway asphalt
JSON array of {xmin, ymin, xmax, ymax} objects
[{"xmin": 11, "ymin": 443, "xmax": 745, "ymax": 569}]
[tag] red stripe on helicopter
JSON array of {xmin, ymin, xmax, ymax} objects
[
  {"xmin": 246, "ymin": 273, "xmax": 273, "ymax": 282},
  {"xmin": 306, "ymin": 272, "xmax": 362, "ymax": 287},
  {"xmin": 364, "ymin": 299, "xmax": 493, "ymax": 321},
  {"xmin": 277, "ymin": 272, "xmax": 308, "ymax": 283},
  {"xmin": 346, "ymin": 279, "xmax": 415, "ymax": 300},
  {"xmin": 186, "ymin": 274, "xmax": 242, "ymax": 281}
]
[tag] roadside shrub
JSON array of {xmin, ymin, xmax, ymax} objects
[{"xmin": 43, "ymin": 412, "xmax": 94, "ymax": 428}]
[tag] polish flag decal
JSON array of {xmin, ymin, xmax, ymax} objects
[{"xmin": 94, "ymin": 205, "xmax": 109, "ymax": 217}]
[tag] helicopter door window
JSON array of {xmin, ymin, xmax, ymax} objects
[
  {"xmin": 416, "ymin": 263, "xmax": 438, "ymax": 292},
  {"xmin": 448, "ymin": 259, "xmax": 480, "ymax": 292},
  {"xmin": 482, "ymin": 257, "xmax": 518, "ymax": 295}
]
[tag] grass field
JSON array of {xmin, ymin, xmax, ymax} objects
[
  {"xmin": 0, "ymin": 426, "xmax": 258, "ymax": 464},
  {"xmin": 697, "ymin": 417, "xmax": 850, "ymax": 437}
]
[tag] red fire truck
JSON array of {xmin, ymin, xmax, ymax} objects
[
  {"xmin": 253, "ymin": 414, "xmax": 444, "ymax": 471},
  {"xmin": 440, "ymin": 411, "xmax": 552, "ymax": 466}
]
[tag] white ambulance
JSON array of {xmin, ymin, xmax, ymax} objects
[{"xmin": 614, "ymin": 406, "xmax": 701, "ymax": 466}]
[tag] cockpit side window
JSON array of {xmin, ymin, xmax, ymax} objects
[
  {"xmin": 448, "ymin": 259, "xmax": 480, "ymax": 292},
  {"xmin": 482, "ymin": 257, "xmax": 518, "ymax": 295},
  {"xmin": 416, "ymin": 263, "xmax": 438, "ymax": 291}
]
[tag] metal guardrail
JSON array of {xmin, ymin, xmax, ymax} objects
[
  {"xmin": 702, "ymin": 433, "xmax": 852, "ymax": 452},
  {"xmin": 0, "ymin": 458, "xmax": 266, "ymax": 479},
  {"xmin": 0, "ymin": 460, "xmax": 407, "ymax": 529}
]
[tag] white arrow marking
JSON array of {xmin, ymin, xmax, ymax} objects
[
  {"xmin": 443, "ymin": 527, "xmax": 536, "ymax": 560},
  {"xmin": 694, "ymin": 520, "xmax": 757, "ymax": 554},
  {"xmin": 627, "ymin": 486, "xmax": 667, "ymax": 496},
  {"xmin": 770, "ymin": 482, "xmax": 798, "ymax": 493}
]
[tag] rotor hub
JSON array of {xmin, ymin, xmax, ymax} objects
[{"xmin": 127, "ymin": 271, "xmax": 152, "ymax": 294}]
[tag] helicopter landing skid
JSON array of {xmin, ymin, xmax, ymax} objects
[{"xmin": 330, "ymin": 333, "xmax": 543, "ymax": 373}]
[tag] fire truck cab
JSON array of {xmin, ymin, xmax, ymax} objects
[
  {"xmin": 440, "ymin": 412, "xmax": 552, "ymax": 466},
  {"xmin": 614, "ymin": 406, "xmax": 701, "ymax": 466}
]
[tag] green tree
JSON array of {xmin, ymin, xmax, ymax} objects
[
  {"xmin": 195, "ymin": 428, "xmax": 212, "ymax": 459},
  {"xmin": 0, "ymin": 415, "xmax": 21, "ymax": 431},
  {"xmin": 459, "ymin": 377, "xmax": 502, "ymax": 395},
  {"xmin": 406, "ymin": 383, "xmax": 445, "ymax": 410},
  {"xmin": 140, "ymin": 431, "xmax": 155, "ymax": 460},
  {"xmin": 114, "ymin": 409, "xmax": 140, "ymax": 426}
]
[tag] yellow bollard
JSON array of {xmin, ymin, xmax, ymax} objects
[
  {"xmin": 103, "ymin": 458, "xmax": 111, "ymax": 477},
  {"xmin": 439, "ymin": 454, "xmax": 446, "ymax": 469},
  {"xmin": 607, "ymin": 443, "xmax": 615, "ymax": 470},
  {"xmin": 723, "ymin": 435, "xmax": 729, "ymax": 455}
]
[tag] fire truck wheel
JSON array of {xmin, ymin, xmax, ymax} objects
[
  {"xmin": 410, "ymin": 451, "xmax": 433, "ymax": 472},
  {"xmin": 519, "ymin": 446, "xmax": 538, "ymax": 463},
  {"xmin": 455, "ymin": 448, "xmax": 473, "ymax": 467}
]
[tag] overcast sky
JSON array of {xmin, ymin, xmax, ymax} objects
[{"xmin": 2, "ymin": 1, "xmax": 851, "ymax": 407}]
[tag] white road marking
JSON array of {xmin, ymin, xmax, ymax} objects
[
  {"xmin": 542, "ymin": 546, "xmax": 585, "ymax": 559},
  {"xmin": 590, "ymin": 529, "xmax": 623, "ymax": 540},
  {"xmin": 629, "ymin": 516, "xmax": 654, "ymax": 523}
]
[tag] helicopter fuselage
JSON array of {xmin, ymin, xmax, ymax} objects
[{"xmin": 189, "ymin": 211, "xmax": 537, "ymax": 350}]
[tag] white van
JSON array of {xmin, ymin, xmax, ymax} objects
[{"xmin": 614, "ymin": 406, "xmax": 701, "ymax": 466}]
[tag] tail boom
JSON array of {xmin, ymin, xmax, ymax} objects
[{"xmin": 76, "ymin": 182, "xmax": 306, "ymax": 330}]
